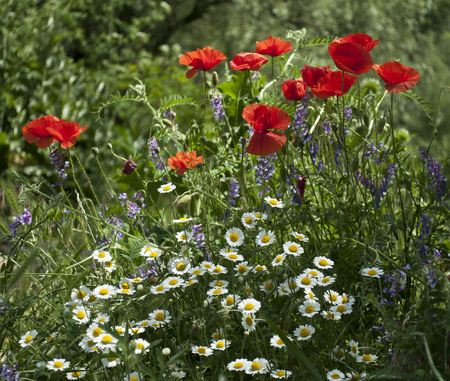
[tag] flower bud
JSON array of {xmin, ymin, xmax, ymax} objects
[
  {"xmin": 121, "ymin": 159, "xmax": 138, "ymax": 175},
  {"xmin": 91, "ymin": 147, "xmax": 99, "ymax": 156},
  {"xmin": 212, "ymin": 71, "xmax": 219, "ymax": 87},
  {"xmin": 137, "ymin": 284, "xmax": 143, "ymax": 291},
  {"xmin": 162, "ymin": 347, "xmax": 171, "ymax": 355},
  {"xmin": 106, "ymin": 143, "xmax": 113, "ymax": 151},
  {"xmin": 162, "ymin": 119, "xmax": 172, "ymax": 127}
]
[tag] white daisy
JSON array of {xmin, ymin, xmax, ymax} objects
[
  {"xmin": 191, "ymin": 345, "xmax": 213, "ymax": 356},
  {"xmin": 348, "ymin": 340, "xmax": 359, "ymax": 358},
  {"xmin": 331, "ymin": 303, "xmax": 353, "ymax": 315},
  {"xmin": 66, "ymin": 369, "xmax": 87, "ymax": 379},
  {"xmin": 296, "ymin": 273, "xmax": 318, "ymax": 289},
  {"xmin": 245, "ymin": 358, "xmax": 270, "ymax": 375},
  {"xmin": 92, "ymin": 249, "xmax": 112, "ymax": 263},
  {"xmin": 162, "ymin": 276, "xmax": 185, "ymax": 288},
  {"xmin": 227, "ymin": 359, "xmax": 251, "ymax": 372},
  {"xmin": 103, "ymin": 260, "xmax": 117, "ymax": 273},
  {"xmin": 252, "ymin": 211, "xmax": 268, "ymax": 221},
  {"xmin": 188, "ymin": 267, "xmax": 207, "ymax": 277},
  {"xmin": 43, "ymin": 331, "xmax": 58, "ymax": 344},
  {"xmin": 170, "ymin": 371, "xmax": 186, "ymax": 379},
  {"xmin": 173, "ymin": 217, "xmax": 193, "ymax": 224},
  {"xmin": 270, "ymin": 335, "xmax": 288, "ymax": 348},
  {"xmin": 221, "ymin": 294, "xmax": 241, "ymax": 309},
  {"xmin": 324, "ymin": 290, "xmax": 343, "ymax": 305},
  {"xmin": 175, "ymin": 231, "xmax": 193, "ymax": 242},
  {"xmin": 264, "ymin": 196, "xmax": 284, "ymax": 208},
  {"xmin": 303, "ymin": 288, "xmax": 317, "ymax": 301},
  {"xmin": 260, "ymin": 279, "xmax": 276, "ymax": 293},
  {"xmin": 294, "ymin": 324, "xmax": 315, "ymax": 341},
  {"xmin": 70, "ymin": 286, "xmax": 92, "ymax": 303},
  {"xmin": 241, "ymin": 212, "xmax": 257, "ymax": 229},
  {"xmin": 94, "ymin": 333, "xmax": 119, "ymax": 351},
  {"xmin": 210, "ymin": 265, "xmax": 228, "ymax": 275},
  {"xmin": 101, "ymin": 357, "xmax": 120, "ymax": 368},
  {"xmin": 158, "ymin": 182, "xmax": 176, "ymax": 193},
  {"xmin": 139, "ymin": 245, "xmax": 163, "ymax": 261},
  {"xmin": 252, "ymin": 264, "xmax": 267, "ymax": 273},
  {"xmin": 304, "ymin": 268, "xmax": 323, "ymax": 278},
  {"xmin": 333, "ymin": 346, "xmax": 346, "ymax": 359},
  {"xmin": 168, "ymin": 257, "xmax": 191, "ymax": 275},
  {"xmin": 271, "ymin": 369, "xmax": 293, "ymax": 378},
  {"xmin": 317, "ymin": 275, "xmax": 336, "ymax": 287},
  {"xmin": 128, "ymin": 326, "xmax": 145, "ymax": 335},
  {"xmin": 255, "ymin": 230, "xmax": 275, "ymax": 246},
  {"xmin": 199, "ymin": 261, "xmax": 215, "ymax": 272},
  {"xmin": 148, "ymin": 310, "xmax": 172, "ymax": 326},
  {"xmin": 210, "ymin": 339, "xmax": 231, "ymax": 351},
  {"xmin": 72, "ymin": 306, "xmax": 90, "ymax": 324},
  {"xmin": 361, "ymin": 267, "xmax": 384, "ymax": 278},
  {"xmin": 47, "ymin": 359, "xmax": 70, "ymax": 371},
  {"xmin": 209, "ymin": 279, "xmax": 229, "ymax": 288},
  {"xmin": 357, "ymin": 354, "xmax": 378, "ymax": 364},
  {"xmin": 272, "ymin": 253, "xmax": 286, "ymax": 267},
  {"xmin": 235, "ymin": 261, "xmax": 253, "ymax": 276},
  {"xmin": 19, "ymin": 330, "xmax": 38, "ymax": 347},
  {"xmin": 299, "ymin": 300, "xmax": 320, "ymax": 317},
  {"xmin": 314, "ymin": 256, "xmax": 334, "ymax": 269},
  {"xmin": 346, "ymin": 371, "xmax": 367, "ymax": 380},
  {"xmin": 225, "ymin": 227, "xmax": 245, "ymax": 247},
  {"xmin": 322, "ymin": 310, "xmax": 342, "ymax": 321},
  {"xmin": 86, "ymin": 323, "xmax": 104, "ymax": 339},
  {"xmin": 134, "ymin": 339, "xmax": 150, "ymax": 354},
  {"xmin": 124, "ymin": 372, "xmax": 141, "ymax": 381},
  {"xmin": 283, "ymin": 241, "xmax": 304, "ymax": 256},
  {"xmin": 207, "ymin": 287, "xmax": 228, "ymax": 297},
  {"xmin": 220, "ymin": 250, "xmax": 244, "ymax": 262},
  {"xmin": 78, "ymin": 336, "xmax": 98, "ymax": 353},
  {"xmin": 241, "ymin": 313, "xmax": 257, "ymax": 332},
  {"xmin": 94, "ymin": 313, "xmax": 110, "ymax": 324},
  {"xmin": 93, "ymin": 284, "xmax": 117, "ymax": 299},
  {"xmin": 114, "ymin": 325, "xmax": 126, "ymax": 336},
  {"xmin": 238, "ymin": 298, "xmax": 261, "ymax": 314},
  {"xmin": 326, "ymin": 369, "xmax": 345, "ymax": 380},
  {"xmin": 211, "ymin": 328, "xmax": 226, "ymax": 341},
  {"xmin": 150, "ymin": 284, "xmax": 170, "ymax": 294},
  {"xmin": 179, "ymin": 244, "xmax": 190, "ymax": 256},
  {"xmin": 291, "ymin": 232, "xmax": 309, "ymax": 241}
]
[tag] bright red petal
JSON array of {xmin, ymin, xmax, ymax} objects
[
  {"xmin": 246, "ymin": 131, "xmax": 287, "ymax": 156},
  {"xmin": 255, "ymin": 36, "xmax": 293, "ymax": 56},
  {"xmin": 334, "ymin": 33, "xmax": 379, "ymax": 52},
  {"xmin": 301, "ymin": 65, "xmax": 333, "ymax": 87},
  {"xmin": 22, "ymin": 115, "xmax": 62, "ymax": 145},
  {"xmin": 230, "ymin": 53, "xmax": 268, "ymax": 71},
  {"xmin": 242, "ymin": 104, "xmax": 291, "ymax": 132},
  {"xmin": 373, "ymin": 61, "xmax": 420, "ymax": 93},
  {"xmin": 328, "ymin": 42, "xmax": 373, "ymax": 74},
  {"xmin": 281, "ymin": 79, "xmax": 306, "ymax": 100},
  {"xmin": 179, "ymin": 46, "xmax": 226, "ymax": 72}
]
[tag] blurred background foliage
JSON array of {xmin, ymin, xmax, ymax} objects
[{"xmin": 1, "ymin": 0, "xmax": 449, "ymax": 191}]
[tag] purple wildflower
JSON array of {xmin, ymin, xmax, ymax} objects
[
  {"xmin": 132, "ymin": 262, "xmax": 158, "ymax": 279},
  {"xmin": 419, "ymin": 147, "xmax": 447, "ymax": 205},
  {"xmin": 344, "ymin": 108, "xmax": 353, "ymax": 122},
  {"xmin": 254, "ymin": 154, "xmax": 276, "ymax": 197},
  {"xmin": 49, "ymin": 148, "xmax": 68, "ymax": 187},
  {"xmin": 375, "ymin": 163, "xmax": 397, "ymax": 207},
  {"xmin": 0, "ymin": 363, "xmax": 20, "ymax": 381},
  {"xmin": 8, "ymin": 208, "xmax": 32, "ymax": 240},
  {"xmin": 191, "ymin": 224, "xmax": 209, "ymax": 260},
  {"xmin": 425, "ymin": 266, "xmax": 439, "ymax": 288},
  {"xmin": 105, "ymin": 216, "xmax": 124, "ymax": 241},
  {"xmin": 364, "ymin": 143, "xmax": 387, "ymax": 166},
  {"xmin": 383, "ymin": 269, "xmax": 406, "ymax": 300},
  {"xmin": 309, "ymin": 140, "xmax": 318, "ymax": 165},
  {"xmin": 291, "ymin": 93, "xmax": 310, "ymax": 135},
  {"xmin": 210, "ymin": 90, "xmax": 226, "ymax": 121},
  {"xmin": 229, "ymin": 179, "xmax": 239, "ymax": 206},
  {"xmin": 148, "ymin": 137, "xmax": 164, "ymax": 171}
]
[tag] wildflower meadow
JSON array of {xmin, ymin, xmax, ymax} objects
[{"xmin": 1, "ymin": 31, "xmax": 449, "ymax": 381}]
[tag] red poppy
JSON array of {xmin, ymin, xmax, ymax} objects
[
  {"xmin": 281, "ymin": 78, "xmax": 307, "ymax": 101},
  {"xmin": 310, "ymin": 71, "xmax": 358, "ymax": 99},
  {"xmin": 332, "ymin": 33, "xmax": 379, "ymax": 52},
  {"xmin": 255, "ymin": 36, "xmax": 293, "ymax": 57},
  {"xmin": 243, "ymin": 104, "xmax": 291, "ymax": 156},
  {"xmin": 168, "ymin": 151, "xmax": 203, "ymax": 175},
  {"xmin": 373, "ymin": 61, "xmax": 420, "ymax": 93},
  {"xmin": 22, "ymin": 115, "xmax": 63, "ymax": 148},
  {"xmin": 179, "ymin": 46, "xmax": 226, "ymax": 79},
  {"xmin": 300, "ymin": 65, "xmax": 333, "ymax": 88},
  {"xmin": 328, "ymin": 41, "xmax": 373, "ymax": 74},
  {"xmin": 46, "ymin": 121, "xmax": 87, "ymax": 149},
  {"xmin": 230, "ymin": 53, "xmax": 268, "ymax": 71}
]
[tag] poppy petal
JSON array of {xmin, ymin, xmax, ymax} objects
[
  {"xmin": 328, "ymin": 42, "xmax": 373, "ymax": 74},
  {"xmin": 246, "ymin": 131, "xmax": 287, "ymax": 156},
  {"xmin": 373, "ymin": 61, "xmax": 420, "ymax": 93}
]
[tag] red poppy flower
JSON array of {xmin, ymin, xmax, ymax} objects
[
  {"xmin": 22, "ymin": 115, "xmax": 63, "ymax": 148},
  {"xmin": 46, "ymin": 122, "xmax": 87, "ymax": 149},
  {"xmin": 230, "ymin": 53, "xmax": 268, "ymax": 71},
  {"xmin": 179, "ymin": 46, "xmax": 226, "ymax": 79},
  {"xmin": 243, "ymin": 104, "xmax": 291, "ymax": 156},
  {"xmin": 328, "ymin": 41, "xmax": 373, "ymax": 74},
  {"xmin": 255, "ymin": 36, "xmax": 293, "ymax": 57},
  {"xmin": 300, "ymin": 65, "xmax": 333, "ymax": 88},
  {"xmin": 310, "ymin": 71, "xmax": 358, "ymax": 99},
  {"xmin": 281, "ymin": 78, "xmax": 307, "ymax": 101},
  {"xmin": 332, "ymin": 33, "xmax": 379, "ymax": 52},
  {"xmin": 168, "ymin": 151, "xmax": 203, "ymax": 175},
  {"xmin": 373, "ymin": 61, "xmax": 420, "ymax": 93}
]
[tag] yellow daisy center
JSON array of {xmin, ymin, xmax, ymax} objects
[
  {"xmin": 269, "ymin": 200, "xmax": 278, "ymax": 205},
  {"xmin": 245, "ymin": 217, "xmax": 253, "ymax": 224},
  {"xmin": 296, "ymin": 234, "xmax": 304, "ymax": 239},
  {"xmin": 204, "ymin": 264, "xmax": 212, "ymax": 269},
  {"xmin": 309, "ymin": 270, "xmax": 318, "ymax": 276},
  {"xmin": 305, "ymin": 306, "xmax": 315, "ymax": 313},
  {"xmin": 337, "ymin": 305, "xmax": 346, "ymax": 313},
  {"xmin": 226, "ymin": 297, "xmax": 234, "ymax": 306},
  {"xmin": 255, "ymin": 213, "xmax": 261, "ymax": 218},
  {"xmin": 213, "ymin": 267, "xmax": 222, "ymax": 273},
  {"xmin": 105, "ymin": 261, "xmax": 113, "ymax": 267},
  {"xmin": 352, "ymin": 345, "xmax": 357, "ymax": 353},
  {"xmin": 137, "ymin": 343, "xmax": 144, "ymax": 349},
  {"xmin": 352, "ymin": 375, "xmax": 360, "ymax": 380},
  {"xmin": 289, "ymin": 282, "xmax": 297, "ymax": 289},
  {"xmin": 213, "ymin": 289, "xmax": 222, "ymax": 295},
  {"xmin": 98, "ymin": 252, "xmax": 106, "ymax": 258},
  {"xmin": 54, "ymin": 362, "xmax": 63, "ymax": 368},
  {"xmin": 72, "ymin": 372, "xmax": 81, "ymax": 377},
  {"xmin": 234, "ymin": 362, "xmax": 244, "ymax": 369},
  {"xmin": 180, "ymin": 234, "xmax": 187, "ymax": 240},
  {"xmin": 93, "ymin": 328, "xmax": 102, "ymax": 337},
  {"xmin": 342, "ymin": 296, "xmax": 348, "ymax": 303},
  {"xmin": 155, "ymin": 312, "xmax": 165, "ymax": 321},
  {"xmin": 163, "ymin": 186, "xmax": 171, "ymax": 191},
  {"xmin": 122, "ymin": 282, "xmax": 129, "ymax": 289},
  {"xmin": 116, "ymin": 328, "xmax": 123, "ymax": 333},
  {"xmin": 277, "ymin": 371, "xmax": 286, "ymax": 376},
  {"xmin": 77, "ymin": 311, "xmax": 86, "ymax": 319},
  {"xmin": 169, "ymin": 279, "xmax": 179, "ymax": 285},
  {"xmin": 156, "ymin": 286, "xmax": 165, "ymax": 291},
  {"xmin": 87, "ymin": 340, "xmax": 94, "ymax": 347},
  {"xmin": 99, "ymin": 288, "xmax": 109, "ymax": 295},
  {"xmin": 192, "ymin": 270, "xmax": 201, "ymax": 275},
  {"xmin": 276, "ymin": 338, "xmax": 284, "ymax": 345},
  {"xmin": 251, "ymin": 361, "xmax": 262, "ymax": 371},
  {"xmin": 176, "ymin": 263, "xmax": 185, "ymax": 271},
  {"xmin": 238, "ymin": 265, "xmax": 247, "ymax": 274},
  {"xmin": 245, "ymin": 316, "xmax": 253, "ymax": 325},
  {"xmin": 149, "ymin": 252, "xmax": 158, "ymax": 257},
  {"xmin": 327, "ymin": 312, "xmax": 334, "ymax": 318},
  {"xmin": 180, "ymin": 217, "xmax": 187, "ymax": 221},
  {"xmin": 322, "ymin": 277, "xmax": 330, "ymax": 283},
  {"xmin": 288, "ymin": 245, "xmax": 298, "ymax": 252},
  {"xmin": 265, "ymin": 282, "xmax": 273, "ymax": 290},
  {"xmin": 337, "ymin": 349, "xmax": 345, "ymax": 358},
  {"xmin": 244, "ymin": 303, "xmax": 254, "ymax": 310},
  {"xmin": 215, "ymin": 281, "xmax": 224, "ymax": 287},
  {"xmin": 107, "ymin": 357, "xmax": 116, "ymax": 361},
  {"xmin": 229, "ymin": 233, "xmax": 239, "ymax": 242},
  {"xmin": 261, "ymin": 235, "xmax": 270, "ymax": 243},
  {"xmin": 255, "ymin": 265, "xmax": 264, "ymax": 271},
  {"xmin": 276, "ymin": 256, "xmax": 283, "ymax": 263},
  {"xmin": 330, "ymin": 294, "xmax": 337, "ymax": 301},
  {"xmin": 77, "ymin": 291, "xmax": 86, "ymax": 299},
  {"xmin": 300, "ymin": 328, "xmax": 309, "ymax": 337},
  {"xmin": 362, "ymin": 354, "xmax": 372, "ymax": 362},
  {"xmin": 131, "ymin": 377, "xmax": 138, "ymax": 381},
  {"xmin": 197, "ymin": 347, "xmax": 206, "ymax": 354},
  {"xmin": 229, "ymin": 254, "xmax": 238, "ymax": 259},
  {"xmin": 214, "ymin": 332, "xmax": 222, "ymax": 340},
  {"xmin": 319, "ymin": 259, "xmax": 328, "ymax": 266},
  {"xmin": 141, "ymin": 322, "xmax": 149, "ymax": 326},
  {"xmin": 332, "ymin": 374, "xmax": 340, "ymax": 379},
  {"xmin": 217, "ymin": 341, "xmax": 225, "ymax": 348},
  {"xmin": 368, "ymin": 270, "xmax": 377, "ymax": 276},
  {"xmin": 301, "ymin": 277, "xmax": 311, "ymax": 285},
  {"xmin": 24, "ymin": 335, "xmax": 33, "ymax": 343},
  {"xmin": 102, "ymin": 335, "xmax": 112, "ymax": 343}
]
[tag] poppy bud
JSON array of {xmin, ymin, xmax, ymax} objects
[
  {"xmin": 121, "ymin": 159, "xmax": 138, "ymax": 175},
  {"xmin": 106, "ymin": 143, "xmax": 113, "ymax": 151},
  {"xmin": 212, "ymin": 71, "xmax": 219, "ymax": 87},
  {"xmin": 91, "ymin": 147, "xmax": 98, "ymax": 156}
]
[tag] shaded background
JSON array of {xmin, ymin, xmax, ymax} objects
[{"xmin": 1, "ymin": 0, "xmax": 449, "ymax": 187}]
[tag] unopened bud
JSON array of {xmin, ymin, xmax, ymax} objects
[
  {"xmin": 162, "ymin": 119, "xmax": 172, "ymax": 127},
  {"xmin": 121, "ymin": 159, "xmax": 138, "ymax": 175},
  {"xmin": 91, "ymin": 147, "xmax": 98, "ymax": 156},
  {"xmin": 106, "ymin": 143, "xmax": 113, "ymax": 151},
  {"xmin": 212, "ymin": 71, "xmax": 219, "ymax": 87},
  {"xmin": 137, "ymin": 284, "xmax": 143, "ymax": 291},
  {"xmin": 162, "ymin": 347, "xmax": 171, "ymax": 355}
]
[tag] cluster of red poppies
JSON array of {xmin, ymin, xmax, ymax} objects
[{"xmin": 22, "ymin": 115, "xmax": 87, "ymax": 149}]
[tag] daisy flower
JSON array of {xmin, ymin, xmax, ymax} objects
[
  {"xmin": 260, "ymin": 279, "xmax": 276, "ymax": 293},
  {"xmin": 92, "ymin": 249, "xmax": 112, "ymax": 263},
  {"xmin": 191, "ymin": 345, "xmax": 213, "ymax": 356},
  {"xmin": 93, "ymin": 284, "xmax": 117, "ymax": 299},
  {"xmin": 291, "ymin": 232, "xmax": 309, "ymax": 241},
  {"xmin": 270, "ymin": 335, "xmax": 288, "ymax": 348},
  {"xmin": 209, "ymin": 279, "xmax": 229, "ymax": 288},
  {"xmin": 184, "ymin": 279, "xmax": 197, "ymax": 288},
  {"xmin": 119, "ymin": 278, "xmax": 135, "ymax": 292},
  {"xmin": 303, "ymin": 288, "xmax": 317, "ymax": 301},
  {"xmin": 86, "ymin": 323, "xmax": 104, "ymax": 339},
  {"xmin": 341, "ymin": 293, "xmax": 355, "ymax": 305},
  {"xmin": 124, "ymin": 372, "xmax": 141, "ymax": 381},
  {"xmin": 252, "ymin": 211, "xmax": 268, "ymax": 221},
  {"xmin": 294, "ymin": 324, "xmax": 315, "ymax": 341},
  {"xmin": 211, "ymin": 328, "xmax": 226, "ymax": 341},
  {"xmin": 128, "ymin": 326, "xmax": 145, "ymax": 335},
  {"xmin": 134, "ymin": 339, "xmax": 150, "ymax": 354},
  {"xmin": 188, "ymin": 266, "xmax": 207, "ymax": 277},
  {"xmin": 150, "ymin": 284, "xmax": 169, "ymax": 294},
  {"xmin": 158, "ymin": 182, "xmax": 176, "ymax": 193},
  {"xmin": 179, "ymin": 245, "xmax": 190, "ymax": 256},
  {"xmin": 324, "ymin": 290, "xmax": 343, "ymax": 304},
  {"xmin": 211, "ymin": 265, "xmax": 228, "ymax": 275},
  {"xmin": 272, "ymin": 253, "xmax": 286, "ymax": 267},
  {"xmin": 225, "ymin": 227, "xmax": 245, "ymax": 247},
  {"xmin": 326, "ymin": 369, "xmax": 345, "ymax": 380},
  {"xmin": 173, "ymin": 217, "xmax": 193, "ymax": 224},
  {"xmin": 168, "ymin": 257, "xmax": 191, "ymax": 275},
  {"xmin": 227, "ymin": 359, "xmax": 251, "ymax": 372},
  {"xmin": 115, "ymin": 326, "xmax": 126, "ymax": 336},
  {"xmin": 255, "ymin": 230, "xmax": 275, "ymax": 246},
  {"xmin": 235, "ymin": 261, "xmax": 253, "ymax": 276},
  {"xmin": 200, "ymin": 261, "xmax": 215, "ymax": 271},
  {"xmin": 241, "ymin": 212, "xmax": 257, "ymax": 229},
  {"xmin": 299, "ymin": 300, "xmax": 320, "ymax": 317},
  {"xmin": 238, "ymin": 298, "xmax": 261, "ymax": 314},
  {"xmin": 322, "ymin": 310, "xmax": 342, "ymax": 321},
  {"xmin": 346, "ymin": 371, "xmax": 367, "ymax": 380},
  {"xmin": 283, "ymin": 241, "xmax": 304, "ymax": 256},
  {"xmin": 361, "ymin": 267, "xmax": 384, "ymax": 278},
  {"xmin": 94, "ymin": 333, "xmax": 119, "ymax": 351},
  {"xmin": 331, "ymin": 303, "xmax": 353, "ymax": 315},
  {"xmin": 314, "ymin": 256, "xmax": 334, "ymax": 269},
  {"xmin": 253, "ymin": 264, "xmax": 267, "ymax": 273},
  {"xmin": 19, "ymin": 330, "xmax": 38, "ymax": 347},
  {"xmin": 221, "ymin": 250, "xmax": 244, "ymax": 262},
  {"xmin": 296, "ymin": 273, "xmax": 317, "ymax": 289},
  {"xmin": 357, "ymin": 354, "xmax": 378, "ymax": 364},
  {"xmin": 78, "ymin": 336, "xmax": 98, "ymax": 353},
  {"xmin": 149, "ymin": 310, "xmax": 172, "ymax": 326},
  {"xmin": 271, "ymin": 369, "xmax": 293, "ymax": 378},
  {"xmin": 162, "ymin": 276, "xmax": 185, "ymax": 288},
  {"xmin": 241, "ymin": 313, "xmax": 257, "ymax": 332},
  {"xmin": 72, "ymin": 306, "xmax": 90, "ymax": 324},
  {"xmin": 264, "ymin": 196, "xmax": 284, "ymax": 208},
  {"xmin": 95, "ymin": 314, "xmax": 110, "ymax": 324},
  {"xmin": 221, "ymin": 294, "xmax": 241, "ymax": 309},
  {"xmin": 67, "ymin": 369, "xmax": 87, "ymax": 379},
  {"xmin": 101, "ymin": 357, "xmax": 120, "ymax": 368},
  {"xmin": 135, "ymin": 319, "xmax": 151, "ymax": 329},
  {"xmin": 210, "ymin": 339, "xmax": 231, "ymax": 351},
  {"xmin": 245, "ymin": 358, "xmax": 270, "ymax": 375},
  {"xmin": 139, "ymin": 245, "xmax": 162, "ymax": 261},
  {"xmin": 103, "ymin": 260, "xmax": 117, "ymax": 273},
  {"xmin": 47, "ymin": 359, "xmax": 70, "ymax": 371},
  {"xmin": 207, "ymin": 287, "xmax": 228, "ymax": 297},
  {"xmin": 317, "ymin": 275, "xmax": 335, "ymax": 287},
  {"xmin": 304, "ymin": 268, "xmax": 323, "ymax": 278},
  {"xmin": 333, "ymin": 346, "xmax": 346, "ymax": 359},
  {"xmin": 348, "ymin": 340, "xmax": 359, "ymax": 358},
  {"xmin": 70, "ymin": 286, "xmax": 92, "ymax": 303},
  {"xmin": 170, "ymin": 371, "xmax": 186, "ymax": 379},
  {"xmin": 175, "ymin": 231, "xmax": 193, "ymax": 243},
  {"xmin": 43, "ymin": 331, "xmax": 58, "ymax": 344}
]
